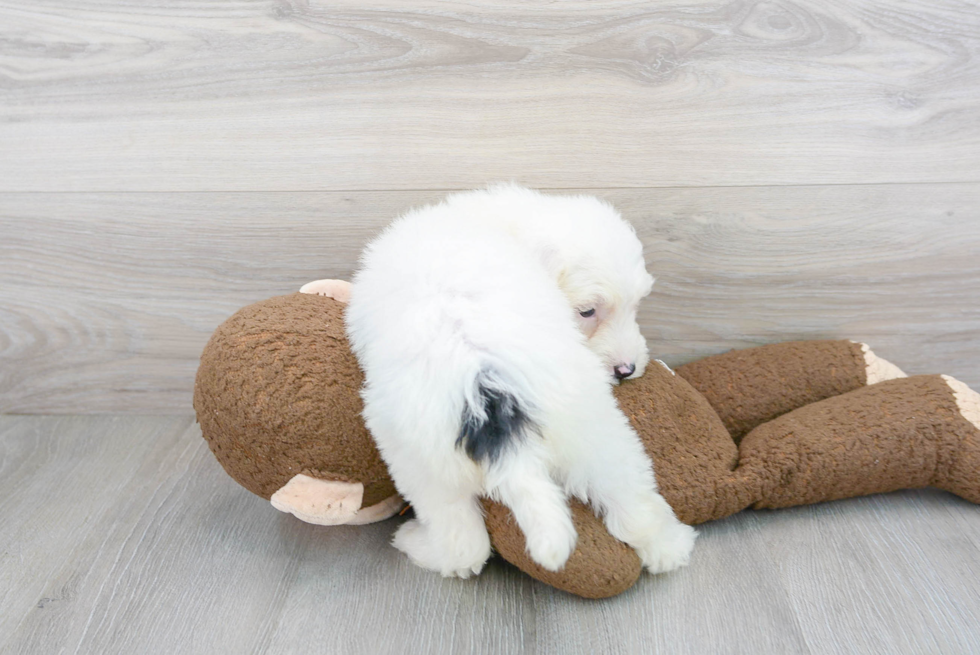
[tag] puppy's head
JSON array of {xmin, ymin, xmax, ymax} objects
[
  {"xmin": 563, "ymin": 257, "xmax": 654, "ymax": 383},
  {"xmin": 543, "ymin": 197, "xmax": 655, "ymax": 382}
]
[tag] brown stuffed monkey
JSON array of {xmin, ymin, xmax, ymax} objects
[{"xmin": 194, "ymin": 281, "xmax": 980, "ymax": 598}]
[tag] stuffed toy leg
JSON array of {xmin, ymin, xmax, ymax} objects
[{"xmin": 738, "ymin": 374, "xmax": 980, "ymax": 510}]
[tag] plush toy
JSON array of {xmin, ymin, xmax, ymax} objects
[{"xmin": 194, "ymin": 281, "xmax": 980, "ymax": 599}]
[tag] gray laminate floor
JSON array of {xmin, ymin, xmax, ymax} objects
[{"xmin": 2, "ymin": 415, "xmax": 978, "ymax": 655}]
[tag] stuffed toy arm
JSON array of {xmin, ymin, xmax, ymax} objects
[{"xmin": 676, "ymin": 340, "xmax": 906, "ymax": 443}]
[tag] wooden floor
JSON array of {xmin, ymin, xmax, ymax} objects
[
  {"xmin": 3, "ymin": 1, "xmax": 980, "ymax": 653},
  {"xmin": 2, "ymin": 414, "xmax": 979, "ymax": 655}
]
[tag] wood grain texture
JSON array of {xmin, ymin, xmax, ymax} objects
[
  {"xmin": 0, "ymin": 416, "xmax": 194, "ymax": 644},
  {"xmin": 762, "ymin": 492, "xmax": 980, "ymax": 655},
  {"xmin": 2, "ymin": 184, "xmax": 978, "ymax": 413},
  {"xmin": 2, "ymin": 0, "xmax": 979, "ymax": 191},
  {"xmin": 1, "ymin": 415, "xmax": 978, "ymax": 654}
]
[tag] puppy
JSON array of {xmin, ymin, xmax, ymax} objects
[{"xmin": 344, "ymin": 184, "xmax": 696, "ymax": 577}]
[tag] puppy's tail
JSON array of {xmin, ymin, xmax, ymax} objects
[{"xmin": 457, "ymin": 370, "xmax": 536, "ymax": 465}]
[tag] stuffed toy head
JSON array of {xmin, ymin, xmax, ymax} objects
[
  {"xmin": 194, "ymin": 293, "xmax": 401, "ymax": 525},
  {"xmin": 195, "ymin": 287, "xmax": 980, "ymax": 598}
]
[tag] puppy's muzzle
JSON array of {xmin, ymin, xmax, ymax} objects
[{"xmin": 613, "ymin": 363, "xmax": 636, "ymax": 380}]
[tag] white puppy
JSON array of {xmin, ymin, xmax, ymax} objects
[{"xmin": 344, "ymin": 184, "xmax": 696, "ymax": 578}]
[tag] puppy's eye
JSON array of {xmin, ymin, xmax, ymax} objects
[{"xmin": 579, "ymin": 308, "xmax": 595, "ymax": 318}]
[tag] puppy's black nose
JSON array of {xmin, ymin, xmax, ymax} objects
[{"xmin": 614, "ymin": 363, "xmax": 636, "ymax": 380}]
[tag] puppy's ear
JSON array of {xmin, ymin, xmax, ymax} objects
[
  {"xmin": 538, "ymin": 245, "xmax": 567, "ymax": 283},
  {"xmin": 540, "ymin": 246, "xmax": 581, "ymax": 302}
]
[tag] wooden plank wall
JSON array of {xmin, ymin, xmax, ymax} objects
[{"xmin": 2, "ymin": 0, "xmax": 979, "ymax": 413}]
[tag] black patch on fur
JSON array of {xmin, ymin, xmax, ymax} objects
[{"xmin": 457, "ymin": 379, "xmax": 533, "ymax": 464}]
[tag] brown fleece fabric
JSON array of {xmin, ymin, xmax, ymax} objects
[
  {"xmin": 194, "ymin": 293, "xmax": 396, "ymax": 506},
  {"xmin": 195, "ymin": 293, "xmax": 980, "ymax": 599},
  {"xmin": 613, "ymin": 362, "xmax": 741, "ymax": 526},
  {"xmin": 739, "ymin": 375, "xmax": 980, "ymax": 508},
  {"xmin": 676, "ymin": 340, "xmax": 868, "ymax": 443},
  {"xmin": 482, "ymin": 498, "xmax": 642, "ymax": 599},
  {"xmin": 614, "ymin": 371, "xmax": 980, "ymax": 527}
]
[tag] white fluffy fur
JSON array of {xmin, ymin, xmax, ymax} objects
[{"xmin": 345, "ymin": 184, "xmax": 696, "ymax": 578}]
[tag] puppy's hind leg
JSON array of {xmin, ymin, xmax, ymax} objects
[
  {"xmin": 562, "ymin": 390, "xmax": 697, "ymax": 574},
  {"xmin": 389, "ymin": 456, "xmax": 492, "ymax": 578},
  {"xmin": 485, "ymin": 440, "xmax": 578, "ymax": 572}
]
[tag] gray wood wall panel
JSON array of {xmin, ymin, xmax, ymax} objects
[
  {"xmin": 2, "ymin": 1, "xmax": 979, "ymax": 192},
  {"xmin": 2, "ymin": 0, "xmax": 979, "ymax": 414},
  {"xmin": 2, "ymin": 184, "xmax": 978, "ymax": 413},
  {"xmin": 3, "ymin": 416, "xmax": 978, "ymax": 654}
]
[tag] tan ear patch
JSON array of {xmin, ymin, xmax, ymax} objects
[
  {"xmin": 271, "ymin": 474, "xmax": 364, "ymax": 525},
  {"xmin": 299, "ymin": 279, "xmax": 352, "ymax": 303},
  {"xmin": 943, "ymin": 375, "xmax": 980, "ymax": 431},
  {"xmin": 856, "ymin": 342, "xmax": 907, "ymax": 384}
]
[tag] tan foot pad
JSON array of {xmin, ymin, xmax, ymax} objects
[
  {"xmin": 944, "ymin": 375, "xmax": 980, "ymax": 430},
  {"xmin": 299, "ymin": 279, "xmax": 351, "ymax": 303},
  {"xmin": 856, "ymin": 342, "xmax": 907, "ymax": 384}
]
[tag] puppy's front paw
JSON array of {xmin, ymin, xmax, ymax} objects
[
  {"xmin": 635, "ymin": 519, "xmax": 697, "ymax": 575},
  {"xmin": 525, "ymin": 518, "xmax": 578, "ymax": 572},
  {"xmin": 392, "ymin": 518, "xmax": 491, "ymax": 579}
]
